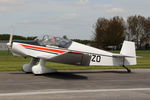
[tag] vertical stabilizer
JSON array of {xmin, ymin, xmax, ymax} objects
[
  {"xmin": 120, "ymin": 41, "xmax": 136, "ymax": 57},
  {"xmin": 120, "ymin": 41, "xmax": 137, "ymax": 65}
]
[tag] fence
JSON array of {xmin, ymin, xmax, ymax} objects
[{"xmin": 0, "ymin": 41, "xmax": 8, "ymax": 50}]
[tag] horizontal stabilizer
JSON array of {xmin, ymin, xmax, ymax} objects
[{"xmin": 112, "ymin": 54, "xmax": 137, "ymax": 58}]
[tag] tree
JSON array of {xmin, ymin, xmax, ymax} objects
[
  {"xmin": 94, "ymin": 18, "xmax": 109, "ymax": 48},
  {"xmin": 94, "ymin": 16, "xmax": 126, "ymax": 48},
  {"xmin": 144, "ymin": 17, "xmax": 150, "ymax": 45},
  {"xmin": 127, "ymin": 15, "xmax": 150, "ymax": 49}
]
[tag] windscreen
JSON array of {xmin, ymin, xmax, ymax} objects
[{"xmin": 35, "ymin": 35, "xmax": 72, "ymax": 48}]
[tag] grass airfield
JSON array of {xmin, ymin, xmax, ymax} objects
[{"xmin": 0, "ymin": 50, "xmax": 150, "ymax": 71}]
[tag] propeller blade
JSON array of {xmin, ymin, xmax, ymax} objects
[{"xmin": 7, "ymin": 33, "xmax": 13, "ymax": 48}]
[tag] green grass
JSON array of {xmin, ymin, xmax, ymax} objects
[{"xmin": 0, "ymin": 50, "xmax": 150, "ymax": 71}]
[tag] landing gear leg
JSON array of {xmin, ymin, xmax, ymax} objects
[
  {"xmin": 32, "ymin": 58, "xmax": 56, "ymax": 75},
  {"xmin": 122, "ymin": 65, "xmax": 131, "ymax": 73},
  {"xmin": 22, "ymin": 58, "xmax": 38, "ymax": 73}
]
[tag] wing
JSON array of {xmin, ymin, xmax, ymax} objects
[{"xmin": 49, "ymin": 52, "xmax": 91, "ymax": 66}]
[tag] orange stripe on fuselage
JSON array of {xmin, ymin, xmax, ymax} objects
[{"xmin": 20, "ymin": 44, "xmax": 67, "ymax": 54}]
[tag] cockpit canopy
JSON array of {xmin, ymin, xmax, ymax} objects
[{"xmin": 35, "ymin": 35, "xmax": 72, "ymax": 48}]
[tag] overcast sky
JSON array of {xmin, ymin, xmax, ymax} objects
[{"xmin": 0, "ymin": 0, "xmax": 150, "ymax": 40}]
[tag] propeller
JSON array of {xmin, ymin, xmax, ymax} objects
[
  {"xmin": 6, "ymin": 33, "xmax": 13, "ymax": 56},
  {"xmin": 6, "ymin": 26, "xmax": 14, "ymax": 56},
  {"xmin": 7, "ymin": 33, "xmax": 13, "ymax": 49}
]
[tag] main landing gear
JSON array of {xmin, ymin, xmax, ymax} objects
[
  {"xmin": 22, "ymin": 58, "xmax": 38, "ymax": 73},
  {"xmin": 32, "ymin": 59, "xmax": 56, "ymax": 74},
  {"xmin": 22, "ymin": 58, "xmax": 56, "ymax": 74}
]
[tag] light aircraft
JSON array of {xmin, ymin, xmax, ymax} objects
[{"xmin": 7, "ymin": 34, "xmax": 137, "ymax": 74}]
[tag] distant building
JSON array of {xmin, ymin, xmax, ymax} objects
[
  {"xmin": 105, "ymin": 46, "xmax": 117, "ymax": 51},
  {"xmin": 0, "ymin": 40, "xmax": 8, "ymax": 50}
]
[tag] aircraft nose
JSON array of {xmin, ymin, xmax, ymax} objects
[
  {"xmin": 7, "ymin": 42, "xmax": 11, "ymax": 48},
  {"xmin": 7, "ymin": 42, "xmax": 13, "ymax": 49}
]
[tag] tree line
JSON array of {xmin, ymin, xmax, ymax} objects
[
  {"xmin": 0, "ymin": 34, "xmax": 37, "ymax": 40},
  {"xmin": 94, "ymin": 15, "xmax": 150, "ymax": 49}
]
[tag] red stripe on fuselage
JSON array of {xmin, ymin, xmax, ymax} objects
[{"xmin": 20, "ymin": 44, "xmax": 67, "ymax": 54}]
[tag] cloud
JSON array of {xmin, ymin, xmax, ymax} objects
[
  {"xmin": 106, "ymin": 8, "xmax": 125, "ymax": 14},
  {"xmin": 0, "ymin": 0, "xmax": 28, "ymax": 13},
  {"xmin": 76, "ymin": 0, "xmax": 90, "ymax": 6},
  {"xmin": 61, "ymin": 13, "xmax": 80, "ymax": 20}
]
